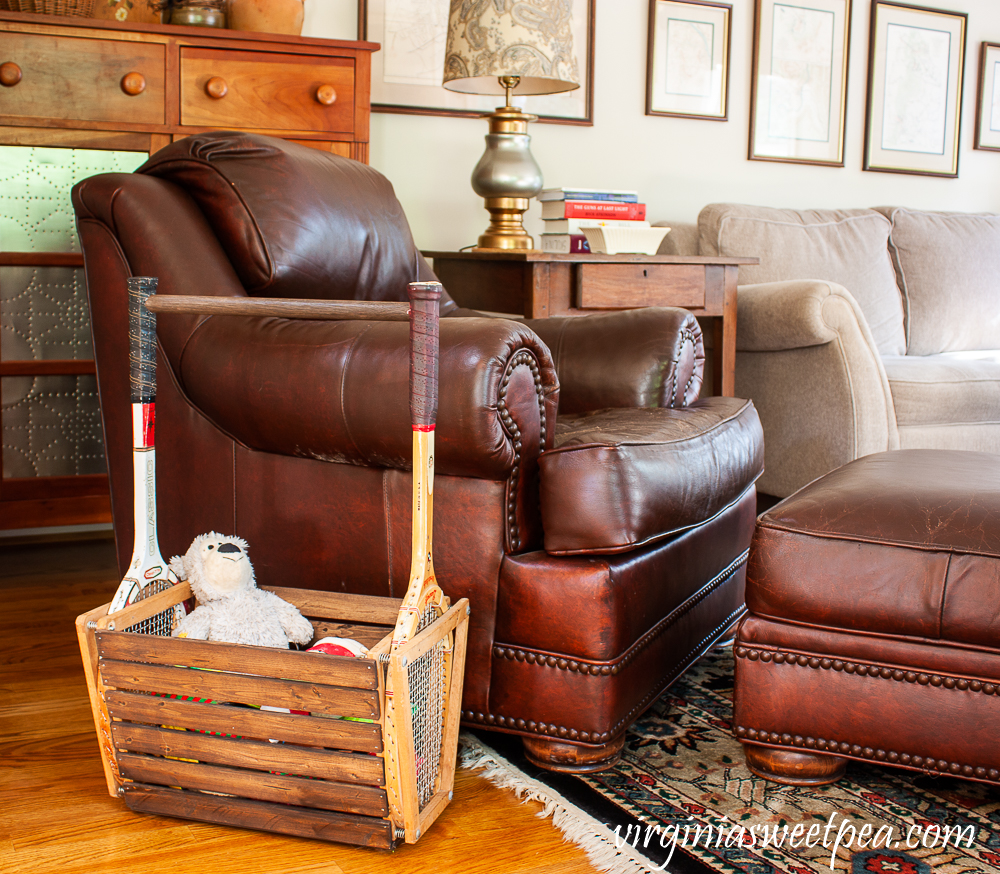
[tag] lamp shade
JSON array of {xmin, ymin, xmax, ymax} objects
[{"xmin": 442, "ymin": 0, "xmax": 581, "ymax": 96}]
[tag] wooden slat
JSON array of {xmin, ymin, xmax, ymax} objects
[
  {"xmin": 97, "ymin": 583, "xmax": 189, "ymax": 634},
  {"xmin": 111, "ymin": 723, "xmax": 385, "ymax": 786},
  {"xmin": 308, "ymin": 620, "xmax": 391, "ymax": 650},
  {"xmin": 0, "ymin": 492, "xmax": 111, "ymax": 529},
  {"xmin": 0, "ymin": 359, "xmax": 95, "ymax": 376},
  {"xmin": 266, "ymin": 586, "xmax": 402, "ymax": 625},
  {"xmin": 121, "ymin": 783, "xmax": 395, "ymax": 849},
  {"xmin": 118, "ymin": 753, "xmax": 389, "ymax": 817},
  {"xmin": 99, "ymin": 658, "xmax": 379, "ymax": 720},
  {"xmin": 0, "ymin": 473, "xmax": 108, "ymax": 500},
  {"xmin": 96, "ymin": 630, "xmax": 378, "ymax": 690},
  {"xmin": 144, "ymin": 294, "xmax": 409, "ymax": 322},
  {"xmin": 105, "ymin": 689, "xmax": 383, "ymax": 754},
  {"xmin": 0, "ymin": 251, "xmax": 85, "ymax": 266}
]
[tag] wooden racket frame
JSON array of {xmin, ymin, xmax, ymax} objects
[{"xmin": 76, "ymin": 284, "xmax": 468, "ymax": 845}]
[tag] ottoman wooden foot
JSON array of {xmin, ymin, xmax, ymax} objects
[
  {"xmin": 523, "ymin": 735, "xmax": 625, "ymax": 773},
  {"xmin": 743, "ymin": 743, "xmax": 847, "ymax": 786}
]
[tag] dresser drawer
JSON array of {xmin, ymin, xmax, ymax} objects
[
  {"xmin": 576, "ymin": 263, "xmax": 707, "ymax": 310},
  {"xmin": 180, "ymin": 48, "xmax": 355, "ymax": 133},
  {"xmin": 0, "ymin": 32, "xmax": 165, "ymax": 125}
]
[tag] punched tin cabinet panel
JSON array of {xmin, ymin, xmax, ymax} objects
[{"xmin": 1, "ymin": 147, "xmax": 145, "ymax": 480}]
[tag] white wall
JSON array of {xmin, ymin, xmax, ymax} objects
[{"xmin": 304, "ymin": 0, "xmax": 1000, "ymax": 251}]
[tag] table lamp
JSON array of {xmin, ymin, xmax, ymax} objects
[{"xmin": 442, "ymin": 0, "xmax": 580, "ymax": 250}]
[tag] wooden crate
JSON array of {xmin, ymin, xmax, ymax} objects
[{"xmin": 76, "ymin": 580, "xmax": 469, "ymax": 848}]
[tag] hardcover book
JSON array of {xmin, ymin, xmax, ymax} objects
[
  {"xmin": 542, "ymin": 218, "xmax": 650, "ymax": 234},
  {"xmin": 541, "ymin": 200, "xmax": 647, "ymax": 221},
  {"xmin": 538, "ymin": 187, "xmax": 640, "ymax": 203},
  {"xmin": 540, "ymin": 234, "xmax": 592, "ymax": 254}
]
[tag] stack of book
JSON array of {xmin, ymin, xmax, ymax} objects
[{"xmin": 538, "ymin": 187, "xmax": 648, "ymax": 254}]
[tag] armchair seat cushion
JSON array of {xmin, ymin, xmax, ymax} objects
[{"xmin": 538, "ymin": 396, "xmax": 764, "ymax": 555}]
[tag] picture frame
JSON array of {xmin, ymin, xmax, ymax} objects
[
  {"xmin": 645, "ymin": 0, "xmax": 731, "ymax": 121},
  {"xmin": 358, "ymin": 0, "xmax": 595, "ymax": 125},
  {"xmin": 974, "ymin": 41, "xmax": 1000, "ymax": 151},
  {"xmin": 749, "ymin": 0, "xmax": 852, "ymax": 166},
  {"xmin": 864, "ymin": 1, "xmax": 967, "ymax": 176}
]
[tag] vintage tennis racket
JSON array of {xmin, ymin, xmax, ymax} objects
[
  {"xmin": 381, "ymin": 281, "xmax": 455, "ymax": 838},
  {"xmin": 107, "ymin": 277, "xmax": 182, "ymax": 633}
]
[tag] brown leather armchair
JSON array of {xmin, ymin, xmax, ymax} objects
[{"xmin": 73, "ymin": 133, "xmax": 763, "ymax": 772}]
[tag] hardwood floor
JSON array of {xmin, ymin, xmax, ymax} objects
[{"xmin": 0, "ymin": 537, "xmax": 599, "ymax": 874}]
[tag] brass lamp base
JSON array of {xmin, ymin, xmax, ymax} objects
[{"xmin": 476, "ymin": 196, "xmax": 535, "ymax": 250}]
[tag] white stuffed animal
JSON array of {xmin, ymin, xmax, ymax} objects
[{"xmin": 170, "ymin": 532, "xmax": 313, "ymax": 649}]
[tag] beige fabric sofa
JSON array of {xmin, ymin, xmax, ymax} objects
[{"xmin": 661, "ymin": 204, "xmax": 1000, "ymax": 497}]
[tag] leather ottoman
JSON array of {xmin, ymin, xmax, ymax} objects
[{"xmin": 733, "ymin": 449, "xmax": 1000, "ymax": 787}]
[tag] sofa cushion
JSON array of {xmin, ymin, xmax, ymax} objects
[
  {"xmin": 698, "ymin": 204, "xmax": 905, "ymax": 355},
  {"xmin": 138, "ymin": 131, "xmax": 451, "ymax": 309},
  {"xmin": 874, "ymin": 207, "xmax": 1000, "ymax": 355},
  {"xmin": 882, "ymin": 352, "xmax": 1000, "ymax": 428},
  {"xmin": 538, "ymin": 397, "xmax": 763, "ymax": 555}
]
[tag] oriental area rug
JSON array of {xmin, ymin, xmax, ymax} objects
[{"xmin": 459, "ymin": 647, "xmax": 1000, "ymax": 874}]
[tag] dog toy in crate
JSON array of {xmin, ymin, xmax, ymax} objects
[
  {"xmin": 307, "ymin": 637, "xmax": 369, "ymax": 658},
  {"xmin": 169, "ymin": 532, "xmax": 314, "ymax": 648}
]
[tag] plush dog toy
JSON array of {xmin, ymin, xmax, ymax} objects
[{"xmin": 170, "ymin": 532, "xmax": 313, "ymax": 649}]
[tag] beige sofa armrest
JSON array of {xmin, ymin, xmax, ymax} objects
[{"xmin": 735, "ymin": 280, "xmax": 899, "ymax": 497}]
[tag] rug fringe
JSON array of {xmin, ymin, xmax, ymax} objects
[{"xmin": 459, "ymin": 733, "xmax": 657, "ymax": 874}]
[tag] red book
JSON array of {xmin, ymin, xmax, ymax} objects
[{"xmin": 541, "ymin": 200, "xmax": 646, "ymax": 220}]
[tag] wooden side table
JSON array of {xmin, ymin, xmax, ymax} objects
[{"xmin": 424, "ymin": 251, "xmax": 758, "ymax": 397}]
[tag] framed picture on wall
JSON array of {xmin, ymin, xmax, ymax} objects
[
  {"xmin": 864, "ymin": 1, "xmax": 966, "ymax": 176},
  {"xmin": 358, "ymin": 0, "xmax": 595, "ymax": 125},
  {"xmin": 645, "ymin": 0, "xmax": 731, "ymax": 121},
  {"xmin": 974, "ymin": 41, "xmax": 1000, "ymax": 151},
  {"xmin": 749, "ymin": 0, "xmax": 852, "ymax": 165}
]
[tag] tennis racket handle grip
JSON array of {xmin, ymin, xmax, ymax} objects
[
  {"xmin": 128, "ymin": 277, "xmax": 158, "ymax": 404},
  {"xmin": 408, "ymin": 281, "xmax": 441, "ymax": 430}
]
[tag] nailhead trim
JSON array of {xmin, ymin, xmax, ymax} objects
[
  {"xmin": 494, "ymin": 551, "xmax": 748, "ymax": 676},
  {"xmin": 734, "ymin": 725, "xmax": 1000, "ymax": 782},
  {"xmin": 671, "ymin": 328, "xmax": 700, "ymax": 408},
  {"xmin": 735, "ymin": 646, "xmax": 999, "ymax": 695},
  {"xmin": 497, "ymin": 349, "xmax": 546, "ymax": 552},
  {"xmin": 471, "ymin": 596, "xmax": 747, "ymax": 743}
]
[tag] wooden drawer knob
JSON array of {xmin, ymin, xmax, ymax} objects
[
  {"xmin": 205, "ymin": 76, "xmax": 228, "ymax": 99},
  {"xmin": 315, "ymin": 84, "xmax": 337, "ymax": 106},
  {"xmin": 120, "ymin": 71, "xmax": 146, "ymax": 96},
  {"xmin": 0, "ymin": 61, "xmax": 22, "ymax": 87}
]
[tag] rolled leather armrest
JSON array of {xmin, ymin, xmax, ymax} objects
[
  {"xmin": 171, "ymin": 314, "xmax": 558, "ymax": 480},
  {"xmin": 523, "ymin": 307, "xmax": 704, "ymax": 414},
  {"xmin": 736, "ymin": 279, "xmax": 883, "ymax": 353}
]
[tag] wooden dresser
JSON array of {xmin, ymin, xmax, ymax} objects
[{"xmin": 0, "ymin": 11, "xmax": 377, "ymax": 530}]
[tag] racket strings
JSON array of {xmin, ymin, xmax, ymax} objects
[
  {"xmin": 122, "ymin": 580, "xmax": 182, "ymax": 636},
  {"xmin": 408, "ymin": 604, "xmax": 447, "ymax": 809}
]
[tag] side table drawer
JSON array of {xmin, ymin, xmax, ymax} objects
[
  {"xmin": 0, "ymin": 32, "xmax": 165, "ymax": 124},
  {"xmin": 180, "ymin": 48, "xmax": 355, "ymax": 133},
  {"xmin": 576, "ymin": 264, "xmax": 706, "ymax": 309}
]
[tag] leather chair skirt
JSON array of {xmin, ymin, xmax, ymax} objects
[{"xmin": 734, "ymin": 449, "xmax": 1000, "ymax": 787}]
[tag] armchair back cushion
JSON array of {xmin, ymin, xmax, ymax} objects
[
  {"xmin": 140, "ymin": 132, "xmax": 452, "ymax": 309},
  {"xmin": 698, "ymin": 204, "xmax": 906, "ymax": 355},
  {"xmin": 874, "ymin": 207, "xmax": 1000, "ymax": 355}
]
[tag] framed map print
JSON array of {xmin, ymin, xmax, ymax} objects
[
  {"xmin": 864, "ymin": 2, "xmax": 966, "ymax": 176},
  {"xmin": 646, "ymin": 0, "xmax": 731, "ymax": 120},
  {"xmin": 974, "ymin": 42, "xmax": 1000, "ymax": 151},
  {"xmin": 358, "ymin": 0, "xmax": 595, "ymax": 125},
  {"xmin": 749, "ymin": 0, "xmax": 852, "ymax": 165}
]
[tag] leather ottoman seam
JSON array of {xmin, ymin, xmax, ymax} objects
[
  {"xmin": 734, "ymin": 645, "xmax": 1000, "ymax": 693},
  {"xmin": 755, "ymin": 525, "xmax": 1000, "ymax": 559},
  {"xmin": 494, "ymin": 549, "xmax": 749, "ymax": 674},
  {"xmin": 734, "ymin": 726, "xmax": 1000, "ymax": 783}
]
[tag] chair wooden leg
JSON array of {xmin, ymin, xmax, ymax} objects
[
  {"xmin": 742, "ymin": 742, "xmax": 847, "ymax": 786},
  {"xmin": 523, "ymin": 734, "xmax": 625, "ymax": 773}
]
